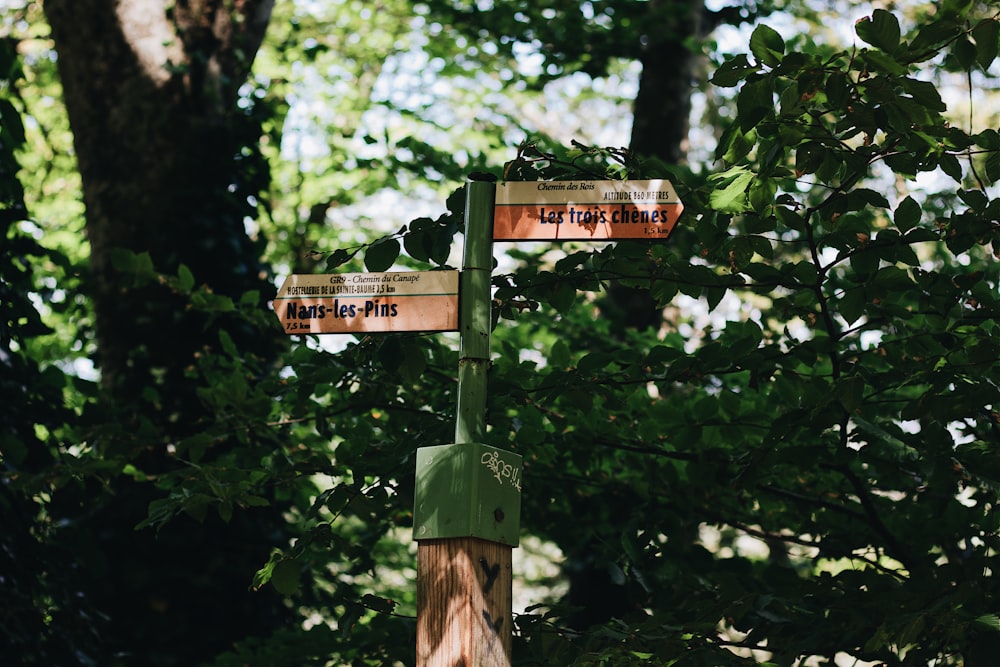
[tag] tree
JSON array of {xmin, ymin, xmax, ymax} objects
[
  {"xmin": 250, "ymin": 4, "xmax": 1000, "ymax": 664},
  {"xmin": 239, "ymin": 6, "xmax": 1000, "ymax": 663},
  {"xmin": 43, "ymin": 0, "xmax": 276, "ymax": 400},
  {"xmin": 5, "ymin": 0, "xmax": 1000, "ymax": 665},
  {"xmin": 417, "ymin": 0, "xmax": 771, "ymax": 165},
  {"xmin": 5, "ymin": 2, "xmax": 293, "ymax": 665},
  {"xmin": 489, "ymin": 7, "xmax": 1000, "ymax": 664}
]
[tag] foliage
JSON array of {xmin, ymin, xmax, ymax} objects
[
  {"xmin": 249, "ymin": 6, "xmax": 1000, "ymax": 665},
  {"xmin": 4, "ymin": 1, "xmax": 1000, "ymax": 666},
  {"xmin": 4, "ymin": 1, "xmax": 294, "ymax": 663},
  {"xmin": 418, "ymin": 0, "xmax": 773, "ymax": 85},
  {"xmin": 206, "ymin": 5, "xmax": 1000, "ymax": 660},
  {"xmin": 492, "ymin": 7, "xmax": 1000, "ymax": 664},
  {"xmin": 0, "ymin": 35, "xmax": 102, "ymax": 664}
]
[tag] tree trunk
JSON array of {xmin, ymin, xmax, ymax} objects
[
  {"xmin": 44, "ymin": 0, "xmax": 275, "ymax": 403},
  {"xmin": 629, "ymin": 0, "xmax": 702, "ymax": 166},
  {"xmin": 599, "ymin": 1, "xmax": 704, "ymax": 336},
  {"xmin": 41, "ymin": 3, "xmax": 285, "ymax": 665}
]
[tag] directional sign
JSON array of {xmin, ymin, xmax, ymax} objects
[
  {"xmin": 274, "ymin": 271, "xmax": 459, "ymax": 334},
  {"xmin": 493, "ymin": 179, "xmax": 683, "ymax": 241}
]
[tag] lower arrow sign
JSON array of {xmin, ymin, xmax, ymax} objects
[{"xmin": 274, "ymin": 270, "xmax": 459, "ymax": 334}]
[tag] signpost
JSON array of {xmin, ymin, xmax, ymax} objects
[
  {"xmin": 273, "ymin": 270, "xmax": 459, "ymax": 335},
  {"xmin": 413, "ymin": 178, "xmax": 521, "ymax": 667},
  {"xmin": 271, "ymin": 174, "xmax": 682, "ymax": 667},
  {"xmin": 494, "ymin": 178, "xmax": 683, "ymax": 241}
]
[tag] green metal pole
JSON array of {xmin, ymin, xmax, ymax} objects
[
  {"xmin": 412, "ymin": 173, "xmax": 521, "ymax": 546},
  {"xmin": 455, "ymin": 176, "xmax": 495, "ymax": 445}
]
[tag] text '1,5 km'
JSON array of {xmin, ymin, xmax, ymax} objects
[
  {"xmin": 274, "ymin": 270, "xmax": 459, "ymax": 334},
  {"xmin": 493, "ymin": 179, "xmax": 683, "ymax": 241}
]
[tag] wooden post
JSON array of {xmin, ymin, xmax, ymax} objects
[
  {"xmin": 417, "ymin": 538, "xmax": 512, "ymax": 666},
  {"xmin": 416, "ymin": 176, "xmax": 515, "ymax": 667}
]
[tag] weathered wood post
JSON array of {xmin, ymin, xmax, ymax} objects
[{"xmin": 413, "ymin": 175, "xmax": 522, "ymax": 667}]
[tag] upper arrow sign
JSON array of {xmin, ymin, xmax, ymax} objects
[{"xmin": 493, "ymin": 179, "xmax": 683, "ymax": 241}]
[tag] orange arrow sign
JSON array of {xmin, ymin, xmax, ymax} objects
[
  {"xmin": 274, "ymin": 271, "xmax": 459, "ymax": 335},
  {"xmin": 494, "ymin": 179, "xmax": 683, "ymax": 241}
]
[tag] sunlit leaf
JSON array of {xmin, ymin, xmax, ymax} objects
[{"xmin": 750, "ymin": 24, "xmax": 785, "ymax": 67}]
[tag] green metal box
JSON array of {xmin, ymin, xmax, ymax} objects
[{"xmin": 413, "ymin": 443, "xmax": 522, "ymax": 546}]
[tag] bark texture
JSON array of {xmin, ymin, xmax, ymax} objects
[
  {"xmin": 628, "ymin": 0, "xmax": 703, "ymax": 165},
  {"xmin": 44, "ymin": 0, "xmax": 275, "ymax": 400}
]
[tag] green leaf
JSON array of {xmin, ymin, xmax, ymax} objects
[
  {"xmin": 239, "ymin": 289, "xmax": 260, "ymax": 307},
  {"xmin": 900, "ymin": 77, "xmax": 946, "ymax": 112},
  {"xmin": 775, "ymin": 205, "xmax": 807, "ymax": 232},
  {"xmin": 856, "ymin": 9, "xmax": 901, "ymax": 53},
  {"xmin": 737, "ymin": 77, "xmax": 774, "ymax": 132},
  {"xmin": 939, "ymin": 153, "xmax": 964, "ymax": 182},
  {"xmin": 837, "ymin": 375, "xmax": 865, "ymax": 412},
  {"xmin": 958, "ymin": 188, "xmax": 988, "ymax": 212},
  {"xmin": 986, "ymin": 150, "xmax": 1000, "ymax": 184},
  {"xmin": 893, "ymin": 196, "xmax": 921, "ymax": 232},
  {"xmin": 110, "ymin": 249, "xmax": 157, "ymax": 285},
  {"xmin": 378, "ymin": 337, "xmax": 405, "ymax": 373},
  {"xmin": 0, "ymin": 433, "xmax": 26, "ymax": 465},
  {"xmin": 651, "ymin": 279, "xmax": 678, "ymax": 306},
  {"xmin": 706, "ymin": 286, "xmax": 726, "ymax": 310},
  {"xmin": 973, "ymin": 19, "xmax": 999, "ymax": 68},
  {"xmin": 709, "ymin": 167, "xmax": 754, "ymax": 213},
  {"xmin": 711, "ymin": 54, "xmax": 757, "ymax": 87},
  {"xmin": 748, "ymin": 176, "xmax": 777, "ymax": 214},
  {"xmin": 0, "ymin": 99, "xmax": 25, "ymax": 145},
  {"xmin": 975, "ymin": 614, "xmax": 1000, "ymax": 632},
  {"xmin": 251, "ymin": 551, "xmax": 280, "ymax": 591},
  {"xmin": 750, "ymin": 25, "xmax": 785, "ymax": 67},
  {"xmin": 403, "ymin": 229, "xmax": 431, "ymax": 262},
  {"xmin": 326, "ymin": 248, "xmax": 356, "ymax": 270},
  {"xmin": 940, "ymin": 0, "xmax": 974, "ymax": 19},
  {"xmin": 339, "ymin": 604, "xmax": 363, "ymax": 638},
  {"xmin": 952, "ymin": 36, "xmax": 978, "ymax": 70},
  {"xmin": 364, "ymin": 238, "xmax": 400, "ymax": 272},
  {"xmin": 176, "ymin": 264, "xmax": 195, "ymax": 292},
  {"xmin": 398, "ymin": 342, "xmax": 427, "ymax": 385},
  {"xmin": 578, "ymin": 352, "xmax": 614, "ymax": 374},
  {"xmin": 360, "ymin": 593, "xmax": 397, "ymax": 614},
  {"xmin": 860, "ymin": 49, "xmax": 907, "ymax": 75},
  {"xmin": 826, "ymin": 71, "xmax": 849, "ymax": 108},
  {"xmin": 911, "ymin": 15, "xmax": 964, "ymax": 56},
  {"xmin": 838, "ymin": 287, "xmax": 866, "ymax": 325},
  {"xmin": 270, "ymin": 559, "xmax": 301, "ymax": 596},
  {"xmin": 716, "ymin": 123, "xmax": 757, "ymax": 163},
  {"xmin": 848, "ymin": 188, "xmax": 890, "ymax": 210},
  {"xmin": 190, "ymin": 290, "xmax": 234, "ymax": 313},
  {"xmin": 218, "ymin": 329, "xmax": 238, "ymax": 358},
  {"xmin": 795, "ymin": 142, "xmax": 825, "ymax": 176},
  {"xmin": 974, "ymin": 129, "xmax": 999, "ymax": 150},
  {"xmin": 548, "ymin": 280, "xmax": 575, "ymax": 314},
  {"xmin": 550, "ymin": 339, "xmax": 571, "ymax": 369}
]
